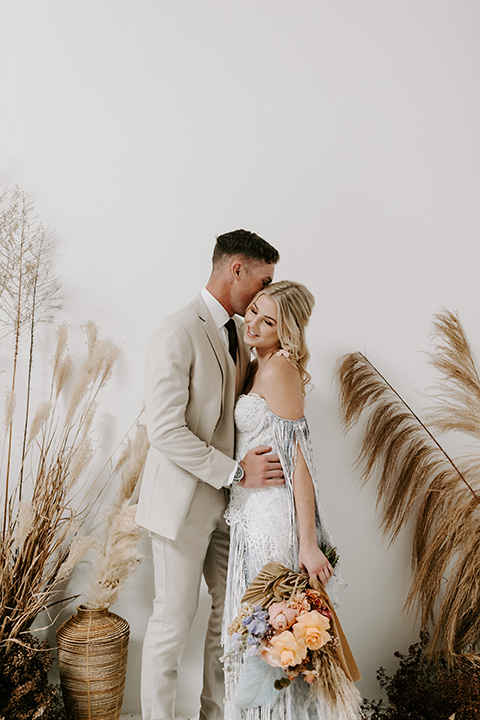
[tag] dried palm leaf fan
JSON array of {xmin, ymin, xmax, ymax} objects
[{"xmin": 336, "ymin": 310, "xmax": 480, "ymax": 663}]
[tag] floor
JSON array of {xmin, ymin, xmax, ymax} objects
[{"xmin": 120, "ymin": 716, "xmax": 193, "ymax": 719}]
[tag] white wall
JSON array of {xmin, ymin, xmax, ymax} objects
[{"xmin": 1, "ymin": 0, "xmax": 479, "ymax": 713}]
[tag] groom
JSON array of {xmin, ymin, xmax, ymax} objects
[{"xmin": 136, "ymin": 230, "xmax": 283, "ymax": 720}]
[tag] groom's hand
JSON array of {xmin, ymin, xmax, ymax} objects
[{"xmin": 238, "ymin": 446, "xmax": 284, "ymax": 488}]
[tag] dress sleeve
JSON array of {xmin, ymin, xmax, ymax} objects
[{"xmin": 268, "ymin": 410, "xmax": 346, "ymax": 604}]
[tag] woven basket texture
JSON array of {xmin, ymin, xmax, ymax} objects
[{"xmin": 57, "ymin": 605, "xmax": 130, "ymax": 720}]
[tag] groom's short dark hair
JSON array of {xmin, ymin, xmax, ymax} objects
[{"xmin": 212, "ymin": 229, "xmax": 280, "ymax": 267}]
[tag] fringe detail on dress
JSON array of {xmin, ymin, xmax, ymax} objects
[
  {"xmin": 222, "ymin": 522, "xmax": 248, "ymax": 649},
  {"xmin": 224, "ymin": 685, "xmax": 294, "ymax": 720}
]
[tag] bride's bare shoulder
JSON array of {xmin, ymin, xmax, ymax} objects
[{"xmin": 262, "ymin": 353, "xmax": 304, "ymax": 420}]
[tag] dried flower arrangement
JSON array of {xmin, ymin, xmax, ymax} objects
[
  {"xmin": 336, "ymin": 310, "xmax": 480, "ymax": 712},
  {"xmin": 0, "ymin": 187, "xmax": 147, "ymax": 715}
]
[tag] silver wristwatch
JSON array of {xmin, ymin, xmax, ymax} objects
[{"xmin": 232, "ymin": 463, "xmax": 245, "ymax": 485}]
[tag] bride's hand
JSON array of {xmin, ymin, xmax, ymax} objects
[{"xmin": 298, "ymin": 544, "xmax": 333, "ymax": 586}]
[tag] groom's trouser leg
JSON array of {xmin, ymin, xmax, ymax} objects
[
  {"xmin": 141, "ymin": 482, "xmax": 228, "ymax": 720},
  {"xmin": 200, "ymin": 512, "xmax": 229, "ymax": 720}
]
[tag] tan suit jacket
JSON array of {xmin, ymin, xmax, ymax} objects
[{"xmin": 136, "ymin": 294, "xmax": 250, "ymax": 541}]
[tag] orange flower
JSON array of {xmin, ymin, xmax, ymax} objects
[
  {"xmin": 264, "ymin": 630, "xmax": 307, "ymax": 668},
  {"xmin": 268, "ymin": 601, "xmax": 298, "ymax": 630},
  {"xmin": 292, "ymin": 610, "xmax": 331, "ymax": 651}
]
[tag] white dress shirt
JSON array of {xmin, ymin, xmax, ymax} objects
[{"xmin": 200, "ymin": 287, "xmax": 231, "ymax": 349}]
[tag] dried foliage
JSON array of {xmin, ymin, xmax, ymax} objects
[
  {"xmin": 0, "ymin": 188, "xmax": 126, "ymax": 646},
  {"xmin": 0, "ymin": 187, "xmax": 62, "ymax": 508},
  {"xmin": 83, "ymin": 424, "xmax": 149, "ymax": 609},
  {"xmin": 0, "ymin": 319, "xmax": 121, "ymax": 644},
  {"xmin": 0, "ymin": 633, "xmax": 67, "ymax": 720},
  {"xmin": 362, "ymin": 632, "xmax": 480, "ymax": 720},
  {"xmin": 336, "ymin": 310, "xmax": 480, "ymax": 661},
  {"xmin": 426, "ymin": 311, "xmax": 480, "ymax": 438}
]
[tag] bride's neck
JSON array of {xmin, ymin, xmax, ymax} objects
[{"xmin": 255, "ymin": 346, "xmax": 280, "ymax": 365}]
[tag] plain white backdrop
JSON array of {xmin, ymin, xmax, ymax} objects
[{"xmin": 1, "ymin": 1, "xmax": 479, "ymax": 714}]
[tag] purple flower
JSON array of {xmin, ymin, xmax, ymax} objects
[
  {"xmin": 242, "ymin": 606, "xmax": 271, "ymax": 637},
  {"xmin": 231, "ymin": 633, "xmax": 242, "ymax": 651}
]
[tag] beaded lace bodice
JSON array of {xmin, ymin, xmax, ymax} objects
[{"xmin": 234, "ymin": 393, "xmax": 279, "ymax": 462}]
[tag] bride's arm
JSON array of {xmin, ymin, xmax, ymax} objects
[
  {"xmin": 261, "ymin": 356, "xmax": 333, "ymax": 586},
  {"xmin": 293, "ymin": 450, "xmax": 333, "ymax": 586}
]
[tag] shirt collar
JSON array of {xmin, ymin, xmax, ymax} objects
[{"xmin": 201, "ymin": 287, "xmax": 231, "ymax": 329}]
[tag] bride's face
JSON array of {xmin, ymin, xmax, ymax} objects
[{"xmin": 243, "ymin": 293, "xmax": 281, "ymax": 353}]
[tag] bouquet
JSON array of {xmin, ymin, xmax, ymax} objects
[
  {"xmin": 225, "ymin": 562, "xmax": 361, "ymax": 717},
  {"xmin": 229, "ymin": 588, "xmax": 334, "ymax": 687}
]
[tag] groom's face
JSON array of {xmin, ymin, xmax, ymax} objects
[{"xmin": 233, "ymin": 260, "xmax": 275, "ymax": 316}]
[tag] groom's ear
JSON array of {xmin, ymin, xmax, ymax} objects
[{"xmin": 230, "ymin": 258, "xmax": 243, "ymax": 280}]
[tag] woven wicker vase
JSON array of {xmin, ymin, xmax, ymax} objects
[{"xmin": 57, "ymin": 605, "xmax": 130, "ymax": 720}]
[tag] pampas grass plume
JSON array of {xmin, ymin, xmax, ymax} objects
[
  {"xmin": 81, "ymin": 399, "xmax": 97, "ymax": 438},
  {"xmin": 65, "ymin": 368, "xmax": 90, "ymax": 425},
  {"xmin": 4, "ymin": 389, "xmax": 16, "ymax": 428},
  {"xmin": 83, "ymin": 319, "xmax": 98, "ymax": 356},
  {"xmin": 83, "ymin": 501, "xmax": 143, "ymax": 609},
  {"xmin": 97, "ymin": 339, "xmax": 122, "ymax": 385},
  {"xmin": 56, "ymin": 536, "xmax": 96, "ymax": 584},
  {"xmin": 53, "ymin": 322, "xmax": 69, "ymax": 369},
  {"xmin": 121, "ymin": 424, "xmax": 149, "ymax": 499},
  {"xmin": 103, "ymin": 424, "xmax": 149, "ymax": 539},
  {"xmin": 14, "ymin": 501, "xmax": 35, "ymax": 550},
  {"xmin": 54, "ymin": 355, "xmax": 74, "ymax": 399},
  {"xmin": 68, "ymin": 437, "xmax": 94, "ymax": 486},
  {"xmin": 27, "ymin": 401, "xmax": 51, "ymax": 447}
]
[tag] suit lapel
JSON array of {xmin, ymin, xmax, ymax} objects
[
  {"xmin": 192, "ymin": 295, "xmax": 231, "ymax": 370},
  {"xmin": 235, "ymin": 320, "xmax": 250, "ymax": 396},
  {"xmin": 191, "ymin": 295, "xmax": 236, "ymax": 433}
]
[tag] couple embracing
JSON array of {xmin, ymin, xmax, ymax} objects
[{"xmin": 136, "ymin": 230, "xmax": 358, "ymax": 720}]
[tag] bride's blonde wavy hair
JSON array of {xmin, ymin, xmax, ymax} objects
[{"xmin": 248, "ymin": 280, "xmax": 315, "ymax": 394}]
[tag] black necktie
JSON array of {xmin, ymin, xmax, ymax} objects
[{"xmin": 225, "ymin": 319, "xmax": 238, "ymax": 364}]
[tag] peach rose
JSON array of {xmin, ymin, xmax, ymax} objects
[
  {"xmin": 264, "ymin": 630, "xmax": 307, "ymax": 668},
  {"xmin": 292, "ymin": 610, "xmax": 331, "ymax": 651},
  {"xmin": 268, "ymin": 601, "xmax": 298, "ymax": 631},
  {"xmin": 260, "ymin": 645, "xmax": 283, "ymax": 668}
]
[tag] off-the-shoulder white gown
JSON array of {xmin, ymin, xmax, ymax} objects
[{"xmin": 222, "ymin": 393, "xmax": 359, "ymax": 720}]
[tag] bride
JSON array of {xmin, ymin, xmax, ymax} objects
[{"xmin": 222, "ymin": 280, "xmax": 360, "ymax": 720}]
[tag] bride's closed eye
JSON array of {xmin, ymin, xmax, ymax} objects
[{"xmin": 249, "ymin": 308, "xmax": 273, "ymax": 327}]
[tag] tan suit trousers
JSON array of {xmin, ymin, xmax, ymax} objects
[{"xmin": 141, "ymin": 481, "xmax": 230, "ymax": 720}]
